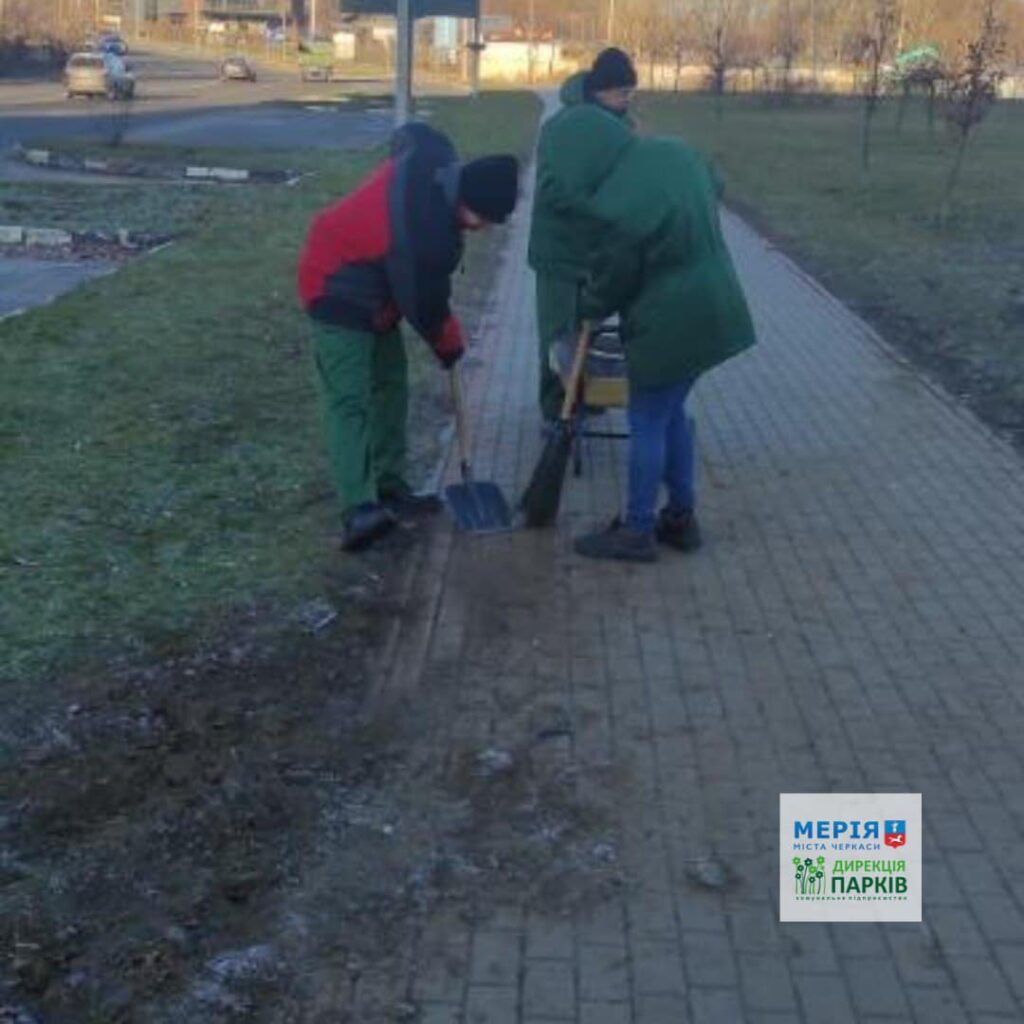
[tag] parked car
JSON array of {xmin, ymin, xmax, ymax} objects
[
  {"xmin": 98, "ymin": 33, "xmax": 128, "ymax": 56},
  {"xmin": 220, "ymin": 55, "xmax": 257, "ymax": 82},
  {"xmin": 300, "ymin": 63, "xmax": 332, "ymax": 82},
  {"xmin": 65, "ymin": 51, "xmax": 135, "ymax": 100}
]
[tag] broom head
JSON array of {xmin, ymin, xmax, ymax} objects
[{"xmin": 520, "ymin": 420, "xmax": 574, "ymax": 528}]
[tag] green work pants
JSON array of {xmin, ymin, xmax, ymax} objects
[
  {"xmin": 313, "ymin": 322, "xmax": 408, "ymax": 514},
  {"xmin": 535, "ymin": 271, "xmax": 581, "ymax": 420}
]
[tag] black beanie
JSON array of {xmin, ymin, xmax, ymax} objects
[
  {"xmin": 458, "ymin": 155, "xmax": 519, "ymax": 224},
  {"xmin": 587, "ymin": 47, "xmax": 638, "ymax": 93}
]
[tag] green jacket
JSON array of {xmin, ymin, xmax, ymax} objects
[
  {"xmin": 581, "ymin": 137, "xmax": 756, "ymax": 390},
  {"xmin": 527, "ymin": 72, "xmax": 633, "ymax": 277}
]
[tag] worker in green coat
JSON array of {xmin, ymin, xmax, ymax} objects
[
  {"xmin": 528, "ymin": 48, "xmax": 637, "ymax": 425},
  {"xmin": 574, "ymin": 137, "xmax": 757, "ymax": 563}
]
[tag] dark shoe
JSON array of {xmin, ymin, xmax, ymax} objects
[
  {"xmin": 380, "ymin": 481, "xmax": 443, "ymax": 517},
  {"xmin": 574, "ymin": 517, "xmax": 657, "ymax": 563},
  {"xmin": 656, "ymin": 508, "xmax": 702, "ymax": 553},
  {"xmin": 342, "ymin": 502, "xmax": 397, "ymax": 552}
]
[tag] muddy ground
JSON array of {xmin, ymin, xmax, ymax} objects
[
  {"xmin": 1, "ymin": 550, "xmax": 621, "ymax": 1024},
  {"xmin": 0, "ymin": 225, "xmax": 623, "ymax": 1024}
]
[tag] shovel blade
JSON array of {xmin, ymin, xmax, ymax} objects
[{"xmin": 444, "ymin": 479, "xmax": 513, "ymax": 534}]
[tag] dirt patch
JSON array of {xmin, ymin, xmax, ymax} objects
[
  {"xmin": 0, "ymin": 543, "xmax": 621, "ymax": 1023},
  {"xmin": 0, "ymin": 240, "xmax": 154, "ymax": 263}
]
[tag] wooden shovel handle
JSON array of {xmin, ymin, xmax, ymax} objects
[
  {"xmin": 449, "ymin": 366, "xmax": 472, "ymax": 477},
  {"xmin": 560, "ymin": 321, "xmax": 592, "ymax": 423}
]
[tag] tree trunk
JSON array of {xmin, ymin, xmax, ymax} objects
[
  {"xmin": 926, "ymin": 82, "xmax": 936, "ymax": 135},
  {"xmin": 941, "ymin": 130, "xmax": 971, "ymax": 223},
  {"xmin": 861, "ymin": 102, "xmax": 874, "ymax": 170},
  {"xmin": 896, "ymin": 82, "xmax": 909, "ymax": 133}
]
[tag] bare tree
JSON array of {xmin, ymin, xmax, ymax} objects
[
  {"xmin": 695, "ymin": 0, "xmax": 747, "ymax": 110},
  {"xmin": 666, "ymin": 7, "xmax": 691, "ymax": 91},
  {"xmin": 638, "ymin": 5, "xmax": 670, "ymax": 88},
  {"xmin": 942, "ymin": 0, "xmax": 1006, "ymax": 218},
  {"xmin": 893, "ymin": 48, "xmax": 946, "ymax": 134},
  {"xmin": 772, "ymin": 0, "xmax": 803, "ymax": 94},
  {"xmin": 854, "ymin": 0, "xmax": 898, "ymax": 169}
]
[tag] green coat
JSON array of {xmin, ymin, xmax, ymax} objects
[
  {"xmin": 527, "ymin": 73, "xmax": 633, "ymax": 277},
  {"xmin": 581, "ymin": 137, "xmax": 756, "ymax": 390}
]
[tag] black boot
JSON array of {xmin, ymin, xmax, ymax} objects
[
  {"xmin": 574, "ymin": 517, "xmax": 657, "ymax": 563},
  {"xmin": 655, "ymin": 508, "xmax": 702, "ymax": 553},
  {"xmin": 342, "ymin": 502, "xmax": 398, "ymax": 552}
]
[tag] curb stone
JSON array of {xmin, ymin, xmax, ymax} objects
[
  {"xmin": 9, "ymin": 144, "xmax": 288, "ymax": 185},
  {"xmin": 0, "ymin": 224, "xmax": 172, "ymax": 252},
  {"xmin": 25, "ymin": 228, "xmax": 73, "ymax": 248}
]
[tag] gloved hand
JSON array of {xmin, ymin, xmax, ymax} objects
[
  {"xmin": 434, "ymin": 315, "xmax": 465, "ymax": 369},
  {"xmin": 579, "ymin": 283, "xmax": 607, "ymax": 324}
]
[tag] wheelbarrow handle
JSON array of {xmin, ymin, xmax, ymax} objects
[{"xmin": 449, "ymin": 365, "xmax": 473, "ymax": 483}]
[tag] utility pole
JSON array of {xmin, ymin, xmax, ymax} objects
[
  {"xmin": 607, "ymin": 0, "xmax": 616, "ymax": 42},
  {"xmin": 309, "ymin": 0, "xmax": 316, "ymax": 41},
  {"xmin": 528, "ymin": 0, "xmax": 535, "ymax": 84},
  {"xmin": 810, "ymin": 0, "xmax": 818, "ymax": 82},
  {"xmin": 469, "ymin": 15, "xmax": 482, "ymax": 97},
  {"xmin": 395, "ymin": 0, "xmax": 413, "ymax": 126}
]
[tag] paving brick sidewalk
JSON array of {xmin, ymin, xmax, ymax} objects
[{"xmin": 373, "ymin": 134, "xmax": 1024, "ymax": 1023}]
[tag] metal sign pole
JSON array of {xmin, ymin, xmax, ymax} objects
[
  {"xmin": 395, "ymin": 0, "xmax": 413, "ymax": 126},
  {"xmin": 470, "ymin": 16, "xmax": 481, "ymax": 97}
]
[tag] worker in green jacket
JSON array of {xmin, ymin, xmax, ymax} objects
[
  {"xmin": 574, "ymin": 137, "xmax": 757, "ymax": 563},
  {"xmin": 528, "ymin": 48, "xmax": 637, "ymax": 425}
]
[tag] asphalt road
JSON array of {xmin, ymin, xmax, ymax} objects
[
  {"xmin": 0, "ymin": 258, "xmax": 115, "ymax": 319},
  {"xmin": 0, "ymin": 46, "xmax": 401, "ymax": 152},
  {"xmin": 0, "ymin": 46, "xmax": 411, "ymax": 319}
]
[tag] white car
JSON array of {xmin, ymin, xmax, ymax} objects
[{"xmin": 65, "ymin": 51, "xmax": 135, "ymax": 100}]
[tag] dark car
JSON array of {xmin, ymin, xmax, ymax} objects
[{"xmin": 220, "ymin": 55, "xmax": 257, "ymax": 82}]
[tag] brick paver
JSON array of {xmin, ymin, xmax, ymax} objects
[{"xmin": 382, "ymin": 102, "xmax": 1024, "ymax": 1022}]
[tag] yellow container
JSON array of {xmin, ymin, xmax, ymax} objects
[
  {"xmin": 550, "ymin": 323, "xmax": 629, "ymax": 409},
  {"xmin": 582, "ymin": 374, "xmax": 628, "ymax": 408}
]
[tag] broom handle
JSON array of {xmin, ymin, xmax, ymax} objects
[
  {"xmin": 560, "ymin": 321, "xmax": 592, "ymax": 422},
  {"xmin": 449, "ymin": 366, "xmax": 473, "ymax": 480}
]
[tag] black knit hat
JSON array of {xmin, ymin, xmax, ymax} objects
[
  {"xmin": 458, "ymin": 155, "xmax": 520, "ymax": 224},
  {"xmin": 587, "ymin": 47, "xmax": 638, "ymax": 92}
]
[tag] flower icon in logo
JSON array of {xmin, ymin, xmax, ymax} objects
[{"xmin": 795, "ymin": 856, "xmax": 827, "ymax": 896}]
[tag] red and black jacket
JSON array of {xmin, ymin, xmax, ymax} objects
[{"xmin": 298, "ymin": 123, "xmax": 463, "ymax": 355}]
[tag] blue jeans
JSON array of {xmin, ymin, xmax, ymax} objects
[{"xmin": 626, "ymin": 378, "xmax": 698, "ymax": 535}]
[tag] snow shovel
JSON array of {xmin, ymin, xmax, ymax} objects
[
  {"xmin": 520, "ymin": 322, "xmax": 592, "ymax": 529},
  {"xmin": 444, "ymin": 367, "xmax": 513, "ymax": 534}
]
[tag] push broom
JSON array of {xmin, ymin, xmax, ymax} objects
[{"xmin": 520, "ymin": 322, "xmax": 592, "ymax": 529}]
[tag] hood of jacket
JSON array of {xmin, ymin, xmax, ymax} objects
[{"xmin": 558, "ymin": 71, "xmax": 588, "ymax": 107}]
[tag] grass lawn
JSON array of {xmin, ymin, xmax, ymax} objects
[
  {"xmin": 640, "ymin": 93, "xmax": 1024, "ymax": 433},
  {"xmin": 0, "ymin": 92, "xmax": 541, "ymax": 686},
  {"xmin": 0, "ymin": 180, "xmax": 220, "ymax": 236}
]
